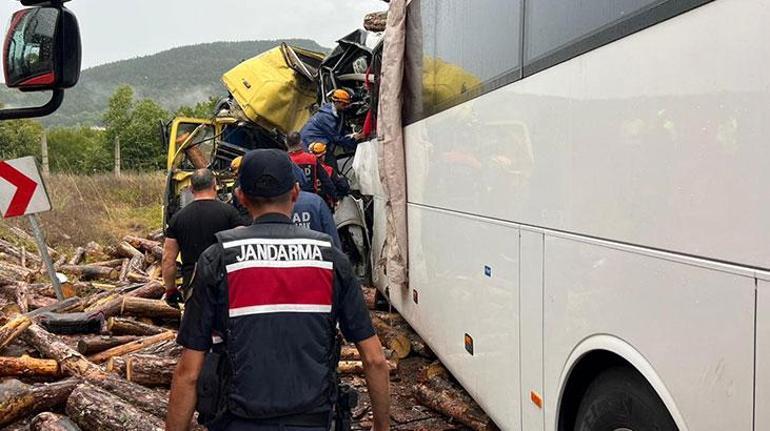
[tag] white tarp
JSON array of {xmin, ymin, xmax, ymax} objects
[{"xmin": 376, "ymin": 0, "xmax": 408, "ymax": 290}]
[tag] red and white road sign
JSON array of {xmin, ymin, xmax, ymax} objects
[{"xmin": 0, "ymin": 156, "xmax": 51, "ymax": 218}]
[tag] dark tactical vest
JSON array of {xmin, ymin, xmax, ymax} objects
[{"xmin": 215, "ymin": 221, "xmax": 340, "ymax": 419}]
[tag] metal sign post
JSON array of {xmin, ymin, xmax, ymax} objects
[
  {"xmin": 0, "ymin": 156, "xmax": 60, "ymax": 300},
  {"xmin": 28, "ymin": 213, "xmax": 63, "ymax": 300}
]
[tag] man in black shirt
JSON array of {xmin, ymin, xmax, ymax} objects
[{"xmin": 162, "ymin": 169, "xmax": 245, "ymax": 304}]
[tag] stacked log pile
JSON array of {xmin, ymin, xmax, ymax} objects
[{"xmin": 0, "ymin": 226, "xmax": 497, "ymax": 430}]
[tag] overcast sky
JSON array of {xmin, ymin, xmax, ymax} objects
[{"xmin": 1, "ymin": 0, "xmax": 386, "ymax": 69}]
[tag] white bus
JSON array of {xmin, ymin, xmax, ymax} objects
[{"xmin": 372, "ymin": 1, "xmax": 770, "ymax": 430}]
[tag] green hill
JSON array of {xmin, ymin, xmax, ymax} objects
[{"xmin": 0, "ymin": 39, "xmax": 327, "ymax": 127}]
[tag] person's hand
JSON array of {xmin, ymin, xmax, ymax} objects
[
  {"xmin": 163, "ymin": 288, "xmax": 184, "ymax": 309},
  {"xmin": 354, "ymin": 131, "xmax": 365, "ymax": 141}
]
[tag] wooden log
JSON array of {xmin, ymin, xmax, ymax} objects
[
  {"xmin": 87, "ymin": 258, "xmax": 125, "ymax": 268},
  {"xmin": 21, "ymin": 322, "xmax": 170, "ymax": 417},
  {"xmin": 0, "ymin": 355, "xmax": 60, "ymax": 377},
  {"xmin": 86, "ymin": 281, "xmax": 164, "ymax": 318},
  {"xmin": 106, "ymin": 356, "xmax": 126, "ymax": 376},
  {"xmin": 363, "ymin": 286, "xmax": 377, "ymax": 310},
  {"xmin": 65, "ymin": 383, "xmax": 164, "ymax": 431},
  {"xmin": 29, "ymin": 282, "xmax": 78, "ymax": 299},
  {"xmin": 54, "ymin": 255, "xmax": 68, "ymax": 269},
  {"xmin": 0, "ymin": 283, "xmax": 29, "ymax": 315},
  {"xmin": 4, "ymin": 416, "xmax": 33, "ymax": 431},
  {"xmin": 59, "ymin": 264, "xmax": 119, "ymax": 281},
  {"xmin": 68, "ymin": 247, "xmax": 86, "ymax": 266},
  {"xmin": 84, "ymin": 241, "xmax": 109, "ymax": 262},
  {"xmin": 76, "ymin": 335, "xmax": 141, "ymax": 355},
  {"xmin": 127, "ymin": 272, "xmax": 151, "ymax": 283},
  {"xmin": 0, "ymin": 378, "xmax": 79, "ymax": 427},
  {"xmin": 340, "ymin": 344, "xmax": 394, "ymax": 361},
  {"xmin": 107, "ymin": 316, "xmax": 166, "ymax": 336},
  {"xmin": 123, "ymin": 236, "xmax": 163, "ymax": 259},
  {"xmin": 144, "ymin": 251, "xmax": 158, "ymax": 266},
  {"xmin": 0, "ymin": 315, "xmax": 32, "ymax": 350},
  {"xmin": 126, "ymin": 354, "xmax": 177, "ymax": 387},
  {"xmin": 133, "ymin": 338, "xmax": 183, "ymax": 359},
  {"xmin": 88, "ymin": 331, "xmax": 176, "ymax": 364},
  {"xmin": 30, "ymin": 412, "xmax": 82, "ymax": 431},
  {"xmin": 28, "ymin": 293, "xmax": 58, "ymax": 310},
  {"xmin": 117, "ymin": 241, "xmax": 143, "ymax": 259},
  {"xmin": 338, "ymin": 360, "xmax": 397, "ymax": 375},
  {"xmin": 121, "ymin": 297, "xmax": 181, "ymax": 320},
  {"xmin": 10, "ymin": 227, "xmax": 57, "ymax": 257},
  {"xmin": 370, "ymin": 315, "xmax": 411, "ymax": 359},
  {"xmin": 27, "ymin": 296, "xmax": 85, "ymax": 318},
  {"xmin": 414, "ymin": 376, "xmax": 497, "ymax": 431},
  {"xmin": 118, "ymin": 258, "xmax": 130, "ymax": 282}
]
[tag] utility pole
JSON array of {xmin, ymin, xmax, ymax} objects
[
  {"xmin": 40, "ymin": 133, "xmax": 49, "ymax": 176},
  {"xmin": 114, "ymin": 136, "xmax": 121, "ymax": 177}
]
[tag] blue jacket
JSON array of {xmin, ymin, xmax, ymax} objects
[
  {"xmin": 292, "ymin": 191, "xmax": 341, "ymax": 249},
  {"xmin": 300, "ymin": 103, "xmax": 357, "ymax": 152}
]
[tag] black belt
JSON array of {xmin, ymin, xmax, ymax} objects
[{"xmin": 245, "ymin": 412, "xmax": 331, "ymax": 427}]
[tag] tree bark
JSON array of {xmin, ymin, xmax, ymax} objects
[
  {"xmin": 338, "ymin": 360, "xmax": 396, "ymax": 375},
  {"xmin": 106, "ymin": 356, "xmax": 126, "ymax": 376},
  {"xmin": 121, "ymin": 297, "xmax": 181, "ymax": 320},
  {"xmin": 68, "ymin": 247, "xmax": 86, "ymax": 266},
  {"xmin": 87, "ymin": 258, "xmax": 125, "ymax": 268},
  {"xmin": 65, "ymin": 383, "xmax": 164, "ymax": 431},
  {"xmin": 0, "ymin": 261, "xmax": 35, "ymax": 282},
  {"xmin": 1, "ymin": 283, "xmax": 30, "ymax": 315},
  {"xmin": 21, "ymin": 323, "xmax": 170, "ymax": 417},
  {"xmin": 0, "ymin": 315, "xmax": 32, "ymax": 350},
  {"xmin": 76, "ymin": 335, "xmax": 141, "ymax": 355},
  {"xmin": 126, "ymin": 354, "xmax": 177, "ymax": 387},
  {"xmin": 414, "ymin": 376, "xmax": 497, "ymax": 431},
  {"xmin": 0, "ymin": 378, "xmax": 79, "ymax": 427},
  {"xmin": 59, "ymin": 265, "xmax": 119, "ymax": 281},
  {"xmin": 107, "ymin": 316, "xmax": 166, "ymax": 336},
  {"xmin": 86, "ymin": 281, "xmax": 164, "ymax": 318},
  {"xmin": 119, "ymin": 258, "xmax": 131, "ymax": 282},
  {"xmin": 123, "ymin": 236, "xmax": 163, "ymax": 259},
  {"xmin": 370, "ymin": 315, "xmax": 411, "ymax": 359},
  {"xmin": 29, "ymin": 282, "xmax": 78, "ymax": 299},
  {"xmin": 30, "ymin": 412, "xmax": 82, "ymax": 431},
  {"xmin": 88, "ymin": 331, "xmax": 176, "ymax": 364},
  {"xmin": 28, "ymin": 293, "xmax": 58, "ymax": 310},
  {"xmin": 0, "ymin": 355, "xmax": 60, "ymax": 378}
]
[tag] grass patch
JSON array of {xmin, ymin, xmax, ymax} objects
[{"xmin": 0, "ymin": 172, "xmax": 165, "ymax": 249}]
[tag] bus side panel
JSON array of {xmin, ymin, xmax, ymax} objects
[
  {"xmin": 755, "ymin": 278, "xmax": 770, "ymax": 430},
  {"xmin": 404, "ymin": 0, "xmax": 770, "ymax": 269},
  {"xmin": 407, "ymin": 205, "xmax": 521, "ymax": 430},
  {"xmin": 520, "ymin": 230, "xmax": 545, "ymax": 430},
  {"xmin": 543, "ymin": 235, "xmax": 754, "ymax": 431}
]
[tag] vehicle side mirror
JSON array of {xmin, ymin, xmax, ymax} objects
[{"xmin": 4, "ymin": 6, "xmax": 81, "ymax": 91}]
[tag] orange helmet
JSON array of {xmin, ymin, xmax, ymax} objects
[
  {"xmin": 330, "ymin": 89, "xmax": 351, "ymax": 104},
  {"xmin": 308, "ymin": 142, "xmax": 328, "ymax": 156}
]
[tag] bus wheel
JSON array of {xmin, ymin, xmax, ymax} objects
[{"xmin": 574, "ymin": 366, "xmax": 677, "ymax": 431}]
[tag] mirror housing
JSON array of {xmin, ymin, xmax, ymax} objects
[{"xmin": 3, "ymin": 6, "xmax": 81, "ymax": 91}]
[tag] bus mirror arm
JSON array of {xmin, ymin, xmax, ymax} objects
[{"xmin": 0, "ymin": 89, "xmax": 64, "ymax": 121}]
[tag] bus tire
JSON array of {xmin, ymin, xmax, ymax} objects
[{"xmin": 574, "ymin": 366, "xmax": 678, "ymax": 431}]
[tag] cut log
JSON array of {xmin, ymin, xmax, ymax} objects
[
  {"xmin": 66, "ymin": 383, "xmax": 164, "ymax": 431},
  {"xmin": 0, "ymin": 261, "xmax": 35, "ymax": 282},
  {"xmin": 338, "ymin": 360, "xmax": 397, "ymax": 375},
  {"xmin": 363, "ymin": 287, "xmax": 377, "ymax": 310},
  {"xmin": 364, "ymin": 10, "xmax": 388, "ymax": 32},
  {"xmin": 123, "ymin": 236, "xmax": 163, "ymax": 259},
  {"xmin": 27, "ymin": 296, "xmax": 84, "ymax": 317},
  {"xmin": 68, "ymin": 247, "xmax": 86, "ymax": 266},
  {"xmin": 54, "ymin": 255, "xmax": 67, "ymax": 269},
  {"xmin": 144, "ymin": 251, "xmax": 158, "ymax": 265},
  {"xmin": 370, "ymin": 315, "xmax": 411, "ymax": 359},
  {"xmin": 127, "ymin": 272, "xmax": 152, "ymax": 283},
  {"xmin": 414, "ymin": 375, "xmax": 497, "ymax": 431},
  {"xmin": 0, "ymin": 314, "xmax": 32, "ymax": 350},
  {"xmin": 340, "ymin": 344, "xmax": 394, "ymax": 361},
  {"xmin": 117, "ymin": 241, "xmax": 143, "ymax": 259},
  {"xmin": 106, "ymin": 356, "xmax": 126, "ymax": 376},
  {"xmin": 0, "ymin": 283, "xmax": 29, "ymax": 315},
  {"xmin": 107, "ymin": 316, "xmax": 166, "ymax": 336},
  {"xmin": 86, "ymin": 258, "xmax": 125, "ymax": 268},
  {"xmin": 84, "ymin": 241, "xmax": 109, "ymax": 262},
  {"xmin": 10, "ymin": 227, "xmax": 57, "ymax": 257},
  {"xmin": 134, "ymin": 338, "xmax": 183, "ymax": 358},
  {"xmin": 126, "ymin": 354, "xmax": 177, "ymax": 387},
  {"xmin": 59, "ymin": 264, "xmax": 119, "ymax": 281},
  {"xmin": 118, "ymin": 258, "xmax": 130, "ymax": 282},
  {"xmin": 88, "ymin": 331, "xmax": 176, "ymax": 364},
  {"xmin": 21, "ymin": 322, "xmax": 170, "ymax": 417},
  {"xmin": 121, "ymin": 297, "xmax": 181, "ymax": 320},
  {"xmin": 30, "ymin": 282, "xmax": 78, "ymax": 299},
  {"xmin": 86, "ymin": 281, "xmax": 164, "ymax": 318},
  {"xmin": 0, "ymin": 378, "xmax": 78, "ymax": 427},
  {"xmin": 30, "ymin": 412, "xmax": 82, "ymax": 431},
  {"xmin": 28, "ymin": 293, "xmax": 58, "ymax": 310},
  {"xmin": 76, "ymin": 335, "xmax": 141, "ymax": 355},
  {"xmin": 0, "ymin": 355, "xmax": 60, "ymax": 377}
]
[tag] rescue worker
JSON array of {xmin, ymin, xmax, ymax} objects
[
  {"xmin": 286, "ymin": 131, "xmax": 338, "ymax": 204},
  {"xmin": 308, "ymin": 141, "xmax": 350, "ymax": 199},
  {"xmin": 292, "ymin": 190, "xmax": 342, "ymax": 249},
  {"xmin": 162, "ymin": 169, "xmax": 245, "ymax": 306},
  {"xmin": 166, "ymin": 149, "xmax": 391, "ymax": 431},
  {"xmin": 299, "ymin": 89, "xmax": 364, "ymax": 168}
]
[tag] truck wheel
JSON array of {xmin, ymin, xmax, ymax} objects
[{"xmin": 574, "ymin": 366, "xmax": 677, "ymax": 431}]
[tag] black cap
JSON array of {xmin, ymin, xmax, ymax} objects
[{"xmin": 238, "ymin": 149, "xmax": 297, "ymax": 198}]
